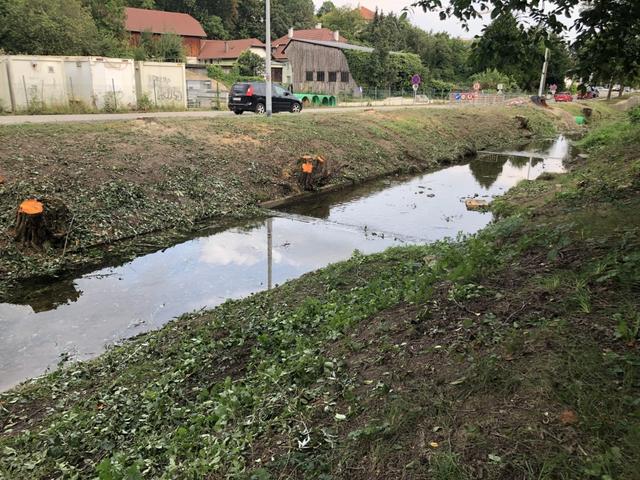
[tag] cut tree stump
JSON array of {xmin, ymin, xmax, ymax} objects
[{"xmin": 14, "ymin": 199, "xmax": 47, "ymax": 248}]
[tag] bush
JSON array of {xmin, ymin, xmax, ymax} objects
[
  {"xmin": 469, "ymin": 68, "xmax": 517, "ymax": 92},
  {"xmin": 628, "ymin": 106, "xmax": 640, "ymax": 124},
  {"xmin": 207, "ymin": 64, "xmax": 262, "ymax": 88}
]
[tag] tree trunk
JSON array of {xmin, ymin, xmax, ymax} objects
[
  {"xmin": 607, "ymin": 79, "xmax": 614, "ymax": 100},
  {"xmin": 618, "ymin": 84, "xmax": 624, "ymax": 97},
  {"xmin": 14, "ymin": 199, "xmax": 46, "ymax": 248}
]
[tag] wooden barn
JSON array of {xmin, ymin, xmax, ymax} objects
[
  {"xmin": 124, "ymin": 7, "xmax": 207, "ymax": 60},
  {"xmin": 281, "ymin": 38, "xmax": 371, "ymax": 95}
]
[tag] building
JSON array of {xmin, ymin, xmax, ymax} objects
[
  {"xmin": 357, "ymin": 5, "xmax": 376, "ymax": 21},
  {"xmin": 281, "ymin": 38, "xmax": 372, "ymax": 95},
  {"xmin": 124, "ymin": 7, "xmax": 207, "ymax": 61},
  {"xmin": 272, "ymin": 25, "xmax": 348, "ymax": 49},
  {"xmin": 198, "ymin": 38, "xmax": 292, "ymax": 84}
]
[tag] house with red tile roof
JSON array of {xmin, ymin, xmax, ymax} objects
[
  {"xmin": 357, "ymin": 5, "xmax": 376, "ymax": 22},
  {"xmin": 272, "ymin": 25, "xmax": 348, "ymax": 48},
  {"xmin": 125, "ymin": 7, "xmax": 206, "ymax": 60}
]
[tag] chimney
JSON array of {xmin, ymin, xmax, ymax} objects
[
  {"xmin": 333, "ymin": 30, "xmax": 340, "ymax": 42},
  {"xmin": 315, "ymin": 23, "xmax": 322, "ymax": 29},
  {"xmin": 288, "ymin": 27, "xmax": 294, "ymax": 38}
]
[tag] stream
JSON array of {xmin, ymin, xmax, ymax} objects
[{"xmin": 0, "ymin": 136, "xmax": 570, "ymax": 391}]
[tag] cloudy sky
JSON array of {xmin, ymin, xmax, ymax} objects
[
  {"xmin": 312, "ymin": 1, "xmax": 579, "ymax": 40},
  {"xmin": 313, "ymin": 0, "xmax": 491, "ymax": 39}
]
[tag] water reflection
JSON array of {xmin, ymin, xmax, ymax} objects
[{"xmin": 0, "ymin": 136, "xmax": 570, "ymax": 391}]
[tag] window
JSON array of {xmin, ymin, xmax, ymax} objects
[
  {"xmin": 341, "ymin": 71, "xmax": 349, "ymax": 83},
  {"xmin": 305, "ymin": 71, "xmax": 313, "ymax": 82},
  {"xmin": 328, "ymin": 72, "xmax": 337, "ymax": 83},
  {"xmin": 316, "ymin": 71, "xmax": 325, "ymax": 82}
]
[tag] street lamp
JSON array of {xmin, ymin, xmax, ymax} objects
[
  {"xmin": 265, "ymin": 0, "xmax": 273, "ymax": 117},
  {"xmin": 537, "ymin": 0, "xmax": 550, "ymax": 98}
]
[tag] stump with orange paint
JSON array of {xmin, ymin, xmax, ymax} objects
[
  {"xmin": 15, "ymin": 199, "xmax": 47, "ymax": 248},
  {"xmin": 297, "ymin": 154, "xmax": 332, "ymax": 191}
]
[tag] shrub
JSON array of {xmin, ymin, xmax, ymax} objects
[
  {"xmin": 628, "ymin": 106, "xmax": 640, "ymax": 124},
  {"xmin": 469, "ymin": 68, "xmax": 517, "ymax": 92}
]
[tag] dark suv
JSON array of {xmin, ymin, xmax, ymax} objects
[{"xmin": 228, "ymin": 82, "xmax": 303, "ymax": 115}]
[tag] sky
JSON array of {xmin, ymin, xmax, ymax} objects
[
  {"xmin": 312, "ymin": 1, "xmax": 579, "ymax": 41},
  {"xmin": 313, "ymin": 0, "xmax": 491, "ymax": 39}
]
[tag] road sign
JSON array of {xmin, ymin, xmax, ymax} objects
[
  {"xmin": 473, "ymin": 82, "xmax": 481, "ymax": 91},
  {"xmin": 412, "ymin": 83, "xmax": 419, "ymax": 92},
  {"xmin": 549, "ymin": 83, "xmax": 558, "ymax": 93},
  {"xmin": 411, "ymin": 74, "xmax": 422, "ymax": 86},
  {"xmin": 454, "ymin": 93, "xmax": 461, "ymax": 101}
]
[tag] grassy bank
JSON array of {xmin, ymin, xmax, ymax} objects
[
  {"xmin": 0, "ymin": 105, "xmax": 557, "ymax": 295},
  {"xmin": 1, "ymin": 107, "xmax": 638, "ymax": 478}
]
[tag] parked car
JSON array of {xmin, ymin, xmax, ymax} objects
[
  {"xmin": 228, "ymin": 82, "xmax": 303, "ymax": 115},
  {"xmin": 554, "ymin": 91, "xmax": 573, "ymax": 102}
]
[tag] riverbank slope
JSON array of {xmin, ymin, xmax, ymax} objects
[
  {"xmin": 0, "ymin": 106, "xmax": 557, "ymax": 295},
  {"xmin": 1, "ymin": 105, "xmax": 638, "ymax": 478}
]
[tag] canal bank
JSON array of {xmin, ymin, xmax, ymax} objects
[
  {"xmin": 0, "ymin": 136, "xmax": 570, "ymax": 391},
  {"xmin": 1, "ymin": 110, "xmax": 638, "ymax": 478},
  {"xmin": 0, "ymin": 105, "xmax": 560, "ymax": 295}
]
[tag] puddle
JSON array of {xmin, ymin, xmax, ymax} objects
[{"xmin": 0, "ymin": 136, "xmax": 570, "ymax": 391}]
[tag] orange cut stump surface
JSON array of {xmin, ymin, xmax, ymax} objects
[
  {"xmin": 18, "ymin": 199, "xmax": 44, "ymax": 215},
  {"xmin": 302, "ymin": 163, "xmax": 313, "ymax": 174}
]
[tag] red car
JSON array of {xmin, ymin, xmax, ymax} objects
[{"xmin": 554, "ymin": 92, "xmax": 573, "ymax": 102}]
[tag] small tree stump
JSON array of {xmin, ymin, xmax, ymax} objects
[{"xmin": 14, "ymin": 199, "xmax": 47, "ymax": 248}]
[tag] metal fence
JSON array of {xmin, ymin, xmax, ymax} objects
[{"xmin": 334, "ymin": 87, "xmax": 532, "ymax": 108}]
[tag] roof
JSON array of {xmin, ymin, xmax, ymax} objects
[
  {"xmin": 272, "ymin": 28, "xmax": 348, "ymax": 47},
  {"xmin": 283, "ymin": 38, "xmax": 374, "ymax": 54},
  {"xmin": 198, "ymin": 38, "xmax": 265, "ymax": 60},
  {"xmin": 358, "ymin": 6, "xmax": 376, "ymax": 21},
  {"xmin": 124, "ymin": 7, "xmax": 206, "ymax": 37}
]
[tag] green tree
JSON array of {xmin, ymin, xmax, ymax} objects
[
  {"xmin": 0, "ymin": 0, "xmax": 101, "ymax": 55},
  {"xmin": 319, "ymin": 7, "xmax": 366, "ymax": 41},
  {"xmin": 317, "ymin": 1, "xmax": 336, "ymax": 17},
  {"xmin": 236, "ymin": 50, "xmax": 265, "ymax": 76},
  {"xmin": 202, "ymin": 15, "xmax": 228, "ymax": 39}
]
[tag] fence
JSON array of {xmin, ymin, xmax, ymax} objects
[{"xmin": 334, "ymin": 86, "xmax": 532, "ymax": 108}]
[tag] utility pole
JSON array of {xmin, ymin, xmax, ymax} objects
[
  {"xmin": 265, "ymin": 0, "xmax": 273, "ymax": 117},
  {"xmin": 537, "ymin": 0, "xmax": 550, "ymax": 98},
  {"xmin": 267, "ymin": 218, "xmax": 273, "ymax": 290}
]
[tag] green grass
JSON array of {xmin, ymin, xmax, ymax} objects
[{"xmin": 1, "ymin": 108, "xmax": 639, "ymax": 479}]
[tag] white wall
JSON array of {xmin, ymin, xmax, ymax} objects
[
  {"xmin": 1, "ymin": 56, "xmax": 67, "ymax": 111},
  {"xmin": 0, "ymin": 58, "xmax": 11, "ymax": 111},
  {"xmin": 0, "ymin": 55, "xmax": 187, "ymax": 112},
  {"xmin": 89, "ymin": 57, "xmax": 137, "ymax": 110},
  {"xmin": 135, "ymin": 61, "xmax": 187, "ymax": 108},
  {"xmin": 63, "ymin": 56, "xmax": 94, "ymax": 107}
]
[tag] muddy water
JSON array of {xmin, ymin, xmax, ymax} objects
[{"xmin": 0, "ymin": 136, "xmax": 570, "ymax": 391}]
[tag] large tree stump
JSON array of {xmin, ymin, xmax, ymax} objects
[
  {"xmin": 297, "ymin": 155, "xmax": 333, "ymax": 191},
  {"xmin": 14, "ymin": 199, "xmax": 47, "ymax": 248}
]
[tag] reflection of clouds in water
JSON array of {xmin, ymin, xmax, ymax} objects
[{"xmin": 199, "ymin": 229, "xmax": 283, "ymax": 266}]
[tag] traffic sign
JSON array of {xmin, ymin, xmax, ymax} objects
[
  {"xmin": 454, "ymin": 93, "xmax": 461, "ymax": 101},
  {"xmin": 411, "ymin": 74, "xmax": 422, "ymax": 86},
  {"xmin": 412, "ymin": 83, "xmax": 419, "ymax": 92},
  {"xmin": 473, "ymin": 82, "xmax": 481, "ymax": 91},
  {"xmin": 549, "ymin": 83, "xmax": 558, "ymax": 93}
]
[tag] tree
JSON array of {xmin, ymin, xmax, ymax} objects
[
  {"xmin": 134, "ymin": 30, "xmax": 185, "ymax": 62},
  {"xmin": 470, "ymin": 14, "xmax": 529, "ymax": 86},
  {"xmin": 0, "ymin": 0, "xmax": 101, "ymax": 55},
  {"xmin": 317, "ymin": 1, "xmax": 336, "ymax": 17},
  {"xmin": 469, "ymin": 69, "xmax": 516, "ymax": 91},
  {"xmin": 202, "ymin": 15, "xmax": 228, "ymax": 39},
  {"xmin": 236, "ymin": 50, "xmax": 264, "ymax": 76},
  {"xmin": 319, "ymin": 7, "xmax": 367, "ymax": 41}
]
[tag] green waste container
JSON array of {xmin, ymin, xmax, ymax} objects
[{"xmin": 575, "ymin": 116, "xmax": 586, "ymax": 125}]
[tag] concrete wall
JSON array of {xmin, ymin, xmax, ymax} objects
[
  {"xmin": 0, "ymin": 55, "xmax": 188, "ymax": 112},
  {"xmin": 135, "ymin": 61, "xmax": 187, "ymax": 108},
  {"xmin": 89, "ymin": 57, "xmax": 137, "ymax": 110},
  {"xmin": 0, "ymin": 58, "xmax": 10, "ymax": 112},
  {"xmin": 0, "ymin": 56, "xmax": 68, "ymax": 111}
]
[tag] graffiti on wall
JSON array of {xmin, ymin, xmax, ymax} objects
[{"xmin": 149, "ymin": 75, "xmax": 183, "ymax": 103}]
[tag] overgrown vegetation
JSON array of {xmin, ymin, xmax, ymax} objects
[{"xmin": 1, "ymin": 108, "xmax": 638, "ymax": 479}]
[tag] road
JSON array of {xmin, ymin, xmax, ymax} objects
[{"xmin": 0, "ymin": 103, "xmax": 440, "ymax": 125}]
